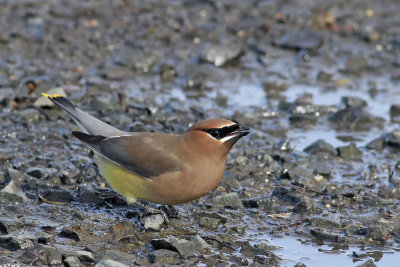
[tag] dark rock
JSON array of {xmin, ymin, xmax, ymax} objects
[
  {"xmin": 304, "ymin": 139, "xmax": 337, "ymax": 156},
  {"xmin": 201, "ymin": 43, "xmax": 242, "ymax": 67},
  {"xmin": 365, "ymin": 222, "xmax": 391, "ymax": 241},
  {"xmin": 149, "ymin": 249, "xmax": 180, "ymax": 265},
  {"xmin": 342, "ymin": 96, "xmax": 367, "ymax": 108},
  {"xmin": 277, "ymin": 30, "xmax": 323, "ymax": 51},
  {"xmin": 329, "ymin": 107, "xmax": 384, "ymax": 131},
  {"xmin": 209, "ymin": 192, "xmax": 244, "ymax": 209},
  {"xmin": 59, "ymin": 228, "xmax": 80, "ymax": 241},
  {"xmin": 337, "ymin": 143, "xmax": 362, "ymax": 159},
  {"xmin": 0, "ymin": 181, "xmax": 28, "ymax": 202},
  {"xmin": 40, "ymin": 189, "xmax": 74, "ymax": 203},
  {"xmin": 242, "ymin": 197, "xmax": 282, "ymax": 212},
  {"xmin": 271, "ymin": 187, "xmax": 300, "ymax": 205},
  {"xmin": 387, "ymin": 129, "xmax": 400, "ymax": 147},
  {"xmin": 293, "ymin": 195, "xmax": 322, "ymax": 214},
  {"xmin": 95, "ymin": 260, "xmax": 129, "ymax": 267},
  {"xmin": 390, "ymin": 104, "xmax": 400, "ymax": 122},
  {"xmin": 290, "ymin": 166, "xmax": 314, "ymax": 180},
  {"xmin": 366, "ymin": 137, "xmax": 386, "ymax": 150},
  {"xmin": 26, "ymin": 167, "xmax": 47, "ymax": 179},
  {"xmin": 294, "ymin": 263, "xmax": 307, "ymax": 267},
  {"xmin": 79, "ymin": 190, "xmax": 104, "ymax": 204},
  {"xmin": 64, "ymin": 256, "xmax": 81, "ymax": 267},
  {"xmin": 142, "ymin": 214, "xmax": 164, "ymax": 231},
  {"xmin": 310, "ymin": 162, "xmax": 332, "ymax": 178},
  {"xmin": 0, "ymin": 232, "xmax": 37, "ymax": 251}
]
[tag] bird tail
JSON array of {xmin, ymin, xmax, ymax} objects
[{"xmin": 42, "ymin": 93, "xmax": 124, "ymax": 137}]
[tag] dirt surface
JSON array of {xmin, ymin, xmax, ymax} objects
[{"xmin": 1, "ymin": 0, "xmax": 400, "ymax": 266}]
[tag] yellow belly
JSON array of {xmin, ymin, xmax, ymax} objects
[{"xmin": 96, "ymin": 155, "xmax": 148, "ymax": 204}]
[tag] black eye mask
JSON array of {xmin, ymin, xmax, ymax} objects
[{"xmin": 202, "ymin": 124, "xmax": 240, "ymax": 140}]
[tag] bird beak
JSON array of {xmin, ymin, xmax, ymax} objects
[
  {"xmin": 226, "ymin": 125, "xmax": 250, "ymax": 139},
  {"xmin": 236, "ymin": 125, "xmax": 251, "ymax": 137}
]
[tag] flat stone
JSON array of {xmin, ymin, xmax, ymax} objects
[
  {"xmin": 366, "ymin": 137, "xmax": 386, "ymax": 150},
  {"xmin": 0, "ymin": 180, "xmax": 28, "ymax": 202},
  {"xmin": 342, "ymin": 96, "xmax": 367, "ymax": 108},
  {"xmin": 95, "ymin": 259, "xmax": 129, "ymax": 267},
  {"xmin": 63, "ymin": 250, "xmax": 95, "ymax": 264},
  {"xmin": 277, "ymin": 29, "xmax": 323, "ymax": 51},
  {"xmin": 199, "ymin": 217, "xmax": 220, "ymax": 230},
  {"xmin": 151, "ymin": 238, "xmax": 197, "ymax": 257},
  {"xmin": 329, "ymin": 107, "xmax": 384, "ymax": 131},
  {"xmin": 0, "ymin": 216, "xmax": 23, "ymax": 234},
  {"xmin": 98, "ymin": 249, "xmax": 136, "ymax": 262}
]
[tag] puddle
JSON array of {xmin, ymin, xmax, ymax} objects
[{"xmin": 256, "ymin": 234, "xmax": 399, "ymax": 267}]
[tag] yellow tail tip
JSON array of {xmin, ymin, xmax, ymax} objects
[{"xmin": 42, "ymin": 93, "xmax": 62, "ymax": 98}]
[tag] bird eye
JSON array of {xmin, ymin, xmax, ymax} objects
[{"xmin": 209, "ymin": 129, "xmax": 220, "ymax": 138}]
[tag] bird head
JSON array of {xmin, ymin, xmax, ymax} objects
[{"xmin": 185, "ymin": 118, "xmax": 250, "ymax": 156}]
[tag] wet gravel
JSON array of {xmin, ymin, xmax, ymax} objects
[{"xmin": 1, "ymin": 0, "xmax": 400, "ymax": 266}]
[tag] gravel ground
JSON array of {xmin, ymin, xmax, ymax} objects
[{"xmin": 1, "ymin": 0, "xmax": 400, "ymax": 266}]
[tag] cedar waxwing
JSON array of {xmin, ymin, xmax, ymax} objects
[{"xmin": 42, "ymin": 93, "xmax": 250, "ymax": 206}]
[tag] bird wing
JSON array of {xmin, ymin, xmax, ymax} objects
[{"xmin": 72, "ymin": 131, "xmax": 181, "ymax": 178}]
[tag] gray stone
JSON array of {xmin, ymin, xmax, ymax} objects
[
  {"xmin": 34, "ymin": 87, "xmax": 67, "ymax": 107},
  {"xmin": 149, "ymin": 249, "xmax": 180, "ymax": 265},
  {"xmin": 0, "ymin": 180, "xmax": 28, "ymax": 202},
  {"xmin": 387, "ymin": 129, "xmax": 400, "ymax": 147},
  {"xmin": 309, "ymin": 216, "xmax": 341, "ymax": 229},
  {"xmin": 304, "ymin": 139, "xmax": 337, "ymax": 156},
  {"xmin": 25, "ymin": 167, "xmax": 47, "ymax": 179},
  {"xmin": 329, "ymin": 107, "xmax": 384, "ymax": 131},
  {"xmin": 337, "ymin": 143, "xmax": 362, "ymax": 159},
  {"xmin": 310, "ymin": 228, "xmax": 345, "ymax": 242},
  {"xmin": 116, "ymin": 47, "xmax": 159, "ymax": 72},
  {"xmin": 19, "ymin": 108, "xmax": 40, "ymax": 122},
  {"xmin": 199, "ymin": 217, "xmax": 220, "ymax": 230},
  {"xmin": 151, "ymin": 237, "xmax": 197, "ymax": 257},
  {"xmin": 64, "ymin": 256, "xmax": 81, "ymax": 267},
  {"xmin": 19, "ymin": 244, "xmax": 62, "ymax": 265},
  {"xmin": 4, "ymin": 168, "xmax": 27, "ymax": 185},
  {"xmin": 201, "ymin": 43, "xmax": 242, "ymax": 67},
  {"xmin": 0, "ymin": 216, "xmax": 23, "ymax": 234},
  {"xmin": 143, "ymin": 214, "xmax": 164, "ymax": 231},
  {"xmin": 95, "ymin": 259, "xmax": 129, "ymax": 267},
  {"xmin": 277, "ymin": 30, "xmax": 323, "ymax": 51},
  {"xmin": 63, "ymin": 250, "xmax": 95, "ymax": 264},
  {"xmin": 294, "ymin": 263, "xmax": 307, "ymax": 267},
  {"xmin": 191, "ymin": 235, "xmax": 210, "ymax": 252},
  {"xmin": 293, "ymin": 195, "xmax": 322, "ymax": 214},
  {"xmin": 210, "ymin": 192, "xmax": 244, "ymax": 209},
  {"xmin": 366, "ymin": 137, "xmax": 386, "ymax": 150}
]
